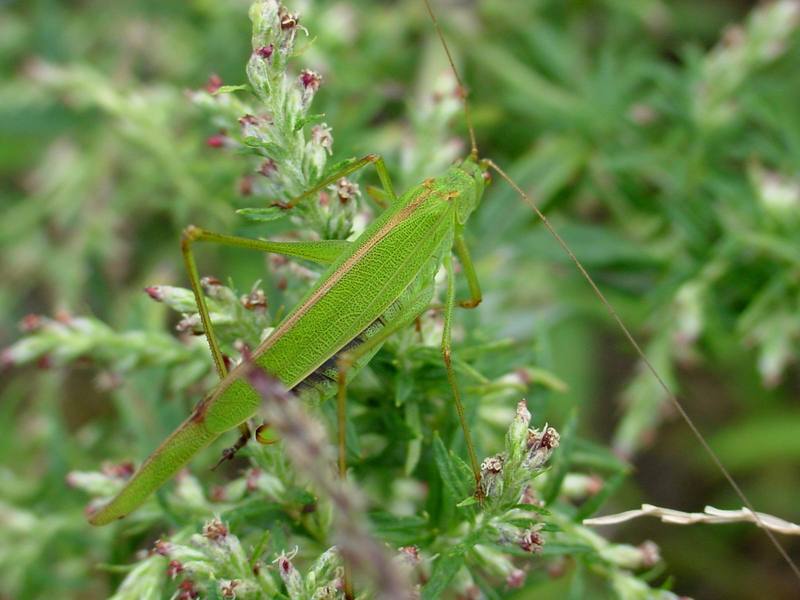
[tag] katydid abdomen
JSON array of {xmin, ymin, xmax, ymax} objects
[{"xmin": 88, "ymin": 161, "xmax": 485, "ymax": 525}]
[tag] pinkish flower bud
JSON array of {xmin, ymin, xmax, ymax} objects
[
  {"xmin": 258, "ymin": 158, "xmax": 278, "ymax": 178},
  {"xmin": 177, "ymin": 580, "xmax": 199, "ymax": 600},
  {"xmin": 506, "ymin": 568, "xmax": 526, "ymax": 589},
  {"xmin": 167, "ymin": 560, "xmax": 184, "ymax": 579},
  {"xmin": 637, "ymin": 540, "xmax": 661, "ymax": 568},
  {"xmin": 54, "ymin": 309, "xmax": 72, "ymax": 324},
  {"xmin": 153, "ymin": 539, "xmax": 173, "ymax": 556},
  {"xmin": 144, "ymin": 286, "xmax": 164, "ymax": 301},
  {"xmin": 255, "ymin": 44, "xmax": 274, "ymax": 60},
  {"xmin": 101, "ymin": 461, "xmax": 135, "ymax": 480},
  {"xmin": 299, "ymin": 69, "xmax": 322, "ymax": 92},
  {"xmin": 239, "ymin": 175, "xmax": 254, "ymax": 197},
  {"xmin": 519, "ymin": 484, "xmax": 541, "ymax": 506},
  {"xmin": 206, "ymin": 134, "xmax": 226, "ymax": 149},
  {"xmin": 19, "ymin": 313, "xmax": 42, "ymax": 332},
  {"xmin": 0, "ymin": 348, "xmax": 15, "ymax": 370},
  {"xmin": 519, "ymin": 526, "xmax": 544, "ymax": 553},
  {"xmin": 176, "ymin": 315, "xmax": 201, "ymax": 334},
  {"xmin": 210, "ymin": 486, "xmax": 226, "ymax": 502},
  {"xmin": 246, "ymin": 468, "xmax": 262, "ymax": 492},
  {"xmin": 200, "ymin": 276, "xmax": 223, "ymax": 295},
  {"xmin": 398, "ymin": 545, "xmax": 421, "ymax": 566},
  {"xmin": 205, "ymin": 74, "xmax": 223, "ymax": 93}
]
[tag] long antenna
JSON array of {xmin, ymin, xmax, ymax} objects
[
  {"xmin": 486, "ymin": 160, "xmax": 800, "ymax": 582},
  {"xmin": 423, "ymin": 0, "xmax": 478, "ymax": 158},
  {"xmin": 422, "ymin": 0, "xmax": 800, "ymax": 584}
]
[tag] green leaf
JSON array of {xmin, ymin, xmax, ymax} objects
[
  {"xmin": 456, "ymin": 496, "xmax": 478, "ymax": 508},
  {"xmin": 422, "ymin": 549, "xmax": 466, "ymax": 600},
  {"xmin": 213, "ymin": 84, "xmax": 248, "ymax": 95},
  {"xmin": 293, "ymin": 112, "xmax": 325, "ymax": 131},
  {"xmin": 432, "ymin": 432, "xmax": 471, "ymax": 504},
  {"xmin": 369, "ymin": 512, "xmax": 429, "ymax": 545},
  {"xmin": 237, "ymin": 207, "xmax": 288, "ymax": 222}
]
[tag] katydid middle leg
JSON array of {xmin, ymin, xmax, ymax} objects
[{"xmin": 441, "ymin": 253, "xmax": 483, "ymax": 496}]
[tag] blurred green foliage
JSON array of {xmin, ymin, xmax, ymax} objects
[{"xmin": 2, "ymin": 0, "xmax": 800, "ymax": 598}]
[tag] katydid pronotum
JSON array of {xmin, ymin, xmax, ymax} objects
[{"xmin": 87, "ymin": 0, "xmax": 800, "ymax": 589}]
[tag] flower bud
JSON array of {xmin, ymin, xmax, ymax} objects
[
  {"xmin": 219, "ymin": 579, "xmax": 240, "ymax": 598},
  {"xmin": 205, "ymin": 74, "xmax": 223, "ymax": 93},
  {"xmin": 256, "ymin": 44, "xmax": 274, "ymax": 61},
  {"xmin": 276, "ymin": 552, "xmax": 303, "ymax": 597},
  {"xmin": 480, "ymin": 454, "xmax": 505, "ymax": 498},
  {"xmin": 311, "ymin": 124, "xmax": 333, "ymax": 155},
  {"xmin": 335, "ymin": 178, "xmax": 359, "ymax": 205},
  {"xmin": 202, "ymin": 517, "xmax": 229, "ymax": 542},
  {"xmin": 506, "ymin": 568, "xmax": 526, "ymax": 589}
]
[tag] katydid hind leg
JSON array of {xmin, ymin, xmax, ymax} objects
[{"xmin": 333, "ymin": 299, "xmax": 430, "ymax": 600}]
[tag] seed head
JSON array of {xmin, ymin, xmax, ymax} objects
[
  {"xmin": 279, "ymin": 7, "xmax": 299, "ymax": 30},
  {"xmin": 299, "ymin": 69, "xmax": 322, "ymax": 92},
  {"xmin": 220, "ymin": 579, "xmax": 240, "ymax": 599},
  {"xmin": 480, "ymin": 453, "xmax": 505, "ymax": 498},
  {"xmin": 202, "ymin": 517, "xmax": 229, "ymax": 541},
  {"xmin": 518, "ymin": 526, "xmax": 544, "ymax": 553},
  {"xmin": 167, "ymin": 560, "xmax": 184, "ymax": 579},
  {"xmin": 335, "ymin": 178, "xmax": 359, "ymax": 204},
  {"xmin": 241, "ymin": 288, "xmax": 268, "ymax": 311}
]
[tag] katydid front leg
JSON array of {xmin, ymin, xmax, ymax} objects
[{"xmin": 273, "ymin": 154, "xmax": 397, "ymax": 209}]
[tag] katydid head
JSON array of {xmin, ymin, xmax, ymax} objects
[{"xmin": 451, "ymin": 155, "xmax": 491, "ymax": 224}]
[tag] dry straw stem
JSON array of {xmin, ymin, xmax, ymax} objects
[{"xmin": 584, "ymin": 504, "xmax": 800, "ymax": 536}]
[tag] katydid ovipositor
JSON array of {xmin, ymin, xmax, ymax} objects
[{"xmin": 85, "ymin": 0, "xmax": 800, "ymax": 586}]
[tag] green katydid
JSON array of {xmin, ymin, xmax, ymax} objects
[{"xmin": 86, "ymin": 0, "xmax": 800, "ymax": 587}]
